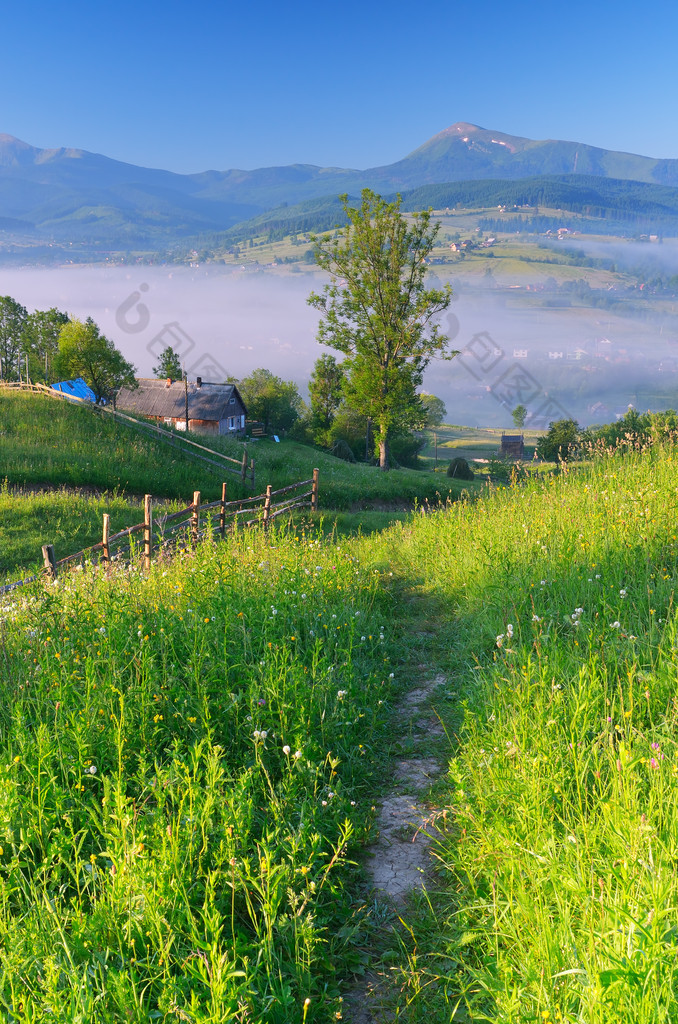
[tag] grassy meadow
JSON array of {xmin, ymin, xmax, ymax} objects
[
  {"xmin": 5, "ymin": 381, "xmax": 678, "ymax": 1020},
  {"xmin": 0, "ymin": 525, "xmax": 402, "ymax": 1022},
  {"xmin": 365, "ymin": 444, "xmax": 678, "ymax": 1023}
]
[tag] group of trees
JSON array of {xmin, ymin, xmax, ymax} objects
[
  {"xmin": 0, "ymin": 296, "xmax": 137, "ymax": 403},
  {"xmin": 0, "ymin": 297, "xmax": 70, "ymax": 383}
]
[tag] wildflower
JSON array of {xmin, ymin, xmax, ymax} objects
[
  {"xmin": 532, "ymin": 614, "xmax": 541, "ymax": 622},
  {"xmin": 620, "ymin": 588, "xmax": 627, "ymax": 598},
  {"xmin": 610, "ymin": 621, "xmax": 620, "ymax": 629},
  {"xmin": 88, "ymin": 765, "xmax": 97, "ymax": 775},
  {"xmin": 506, "ymin": 624, "xmax": 514, "ymax": 638},
  {"xmin": 496, "ymin": 634, "xmax": 504, "ymax": 648},
  {"xmin": 282, "ymin": 745, "xmax": 291, "ymax": 755},
  {"xmin": 389, "ymin": 673, "xmax": 394, "ymax": 678},
  {"xmin": 337, "ymin": 690, "xmax": 347, "ymax": 699}
]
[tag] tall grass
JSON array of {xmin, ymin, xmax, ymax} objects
[
  {"xmin": 368, "ymin": 447, "xmax": 678, "ymax": 1022},
  {"xmin": 0, "ymin": 526, "xmax": 399, "ymax": 1021}
]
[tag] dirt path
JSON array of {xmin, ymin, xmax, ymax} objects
[{"xmin": 341, "ymin": 670, "xmax": 449, "ymax": 1022}]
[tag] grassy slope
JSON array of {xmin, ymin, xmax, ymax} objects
[
  {"xmin": 2, "ymin": 435, "xmax": 676, "ymax": 1020},
  {"xmin": 358, "ymin": 446, "xmax": 678, "ymax": 1023},
  {"xmin": 0, "ymin": 392, "xmax": 475, "ymax": 580}
]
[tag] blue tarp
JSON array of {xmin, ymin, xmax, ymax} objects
[{"xmin": 51, "ymin": 378, "xmax": 100, "ymax": 403}]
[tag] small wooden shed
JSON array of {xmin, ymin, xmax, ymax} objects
[
  {"xmin": 116, "ymin": 377, "xmax": 248, "ymax": 436},
  {"xmin": 500, "ymin": 432, "xmax": 525, "ymax": 458}
]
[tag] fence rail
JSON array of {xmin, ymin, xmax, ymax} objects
[
  {"xmin": 0, "ymin": 381, "xmax": 256, "ymax": 486},
  {"xmin": 1, "ymin": 469, "xmax": 319, "ymax": 597}
]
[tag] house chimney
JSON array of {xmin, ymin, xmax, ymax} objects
[
  {"xmin": 166, "ymin": 377, "xmax": 172, "ymax": 388},
  {"xmin": 196, "ymin": 376, "xmax": 202, "ymax": 388}
]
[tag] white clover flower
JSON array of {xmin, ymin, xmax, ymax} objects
[
  {"xmin": 532, "ymin": 614, "xmax": 541, "ymax": 622},
  {"xmin": 88, "ymin": 765, "xmax": 97, "ymax": 775},
  {"xmin": 506, "ymin": 624, "xmax": 514, "ymax": 638},
  {"xmin": 282, "ymin": 745, "xmax": 291, "ymax": 755},
  {"xmin": 496, "ymin": 634, "xmax": 504, "ymax": 647},
  {"xmin": 270, "ymin": 607, "xmax": 277, "ymax": 615},
  {"xmin": 620, "ymin": 589, "xmax": 627, "ymax": 598},
  {"xmin": 610, "ymin": 621, "xmax": 621, "ymax": 629},
  {"xmin": 337, "ymin": 690, "xmax": 347, "ymax": 699},
  {"xmin": 389, "ymin": 672, "xmax": 395, "ymax": 678},
  {"xmin": 361, "ymin": 635, "xmax": 366, "ymax": 641},
  {"xmin": 294, "ymin": 750, "xmax": 302, "ymax": 759}
]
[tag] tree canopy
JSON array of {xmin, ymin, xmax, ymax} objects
[
  {"xmin": 56, "ymin": 318, "xmax": 137, "ymax": 404},
  {"xmin": 153, "ymin": 345, "xmax": 182, "ymax": 380},
  {"xmin": 308, "ymin": 190, "xmax": 454, "ymax": 469},
  {"xmin": 239, "ymin": 368, "xmax": 302, "ymax": 434}
]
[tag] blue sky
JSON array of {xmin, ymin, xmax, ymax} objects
[{"xmin": 3, "ymin": 0, "xmax": 678, "ymax": 174}]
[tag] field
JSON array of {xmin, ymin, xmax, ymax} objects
[
  {"xmin": 0, "ymin": 392, "xmax": 477, "ymax": 581},
  {"xmin": 3, "ymin": 382, "xmax": 678, "ymax": 1020}
]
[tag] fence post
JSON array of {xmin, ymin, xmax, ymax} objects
[
  {"xmin": 241, "ymin": 447, "xmax": 248, "ymax": 483},
  {"xmin": 102, "ymin": 513, "xmax": 110, "ymax": 568},
  {"xmin": 42, "ymin": 544, "xmax": 57, "ymax": 580},
  {"xmin": 192, "ymin": 491, "xmax": 201, "ymax": 546},
  {"xmin": 144, "ymin": 494, "xmax": 152, "ymax": 571},
  {"xmin": 311, "ymin": 468, "xmax": 319, "ymax": 512},
  {"xmin": 220, "ymin": 482, "xmax": 227, "ymax": 539},
  {"xmin": 250, "ymin": 458, "xmax": 255, "ymax": 489},
  {"xmin": 262, "ymin": 484, "xmax": 272, "ymax": 531}
]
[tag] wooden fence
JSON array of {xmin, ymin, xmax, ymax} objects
[
  {"xmin": 0, "ymin": 381, "xmax": 256, "ymax": 486},
  {"xmin": 0, "ymin": 471, "xmax": 319, "ymax": 596}
]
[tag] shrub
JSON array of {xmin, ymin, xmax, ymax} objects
[{"xmin": 447, "ymin": 456, "xmax": 474, "ymax": 480}]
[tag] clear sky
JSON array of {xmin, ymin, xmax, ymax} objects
[{"xmin": 3, "ymin": 0, "xmax": 678, "ymax": 175}]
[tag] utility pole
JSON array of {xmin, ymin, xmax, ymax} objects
[
  {"xmin": 434, "ymin": 431, "xmax": 438, "ymax": 471},
  {"xmin": 184, "ymin": 369, "xmax": 189, "ymax": 433}
]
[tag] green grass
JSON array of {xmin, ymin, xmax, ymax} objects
[
  {"xmin": 0, "ymin": 526, "xmax": 401, "ymax": 1022},
  {"xmin": 359, "ymin": 444, "xmax": 678, "ymax": 1022},
  {"xmin": 0, "ymin": 392, "xmax": 474, "ymax": 578},
  {"xmin": 0, "ymin": 486, "xmax": 156, "ymax": 581},
  {"xmin": 3, "ymin": 429, "xmax": 678, "ymax": 1020}
]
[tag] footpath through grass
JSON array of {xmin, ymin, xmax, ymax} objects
[{"xmin": 365, "ymin": 447, "xmax": 678, "ymax": 1022}]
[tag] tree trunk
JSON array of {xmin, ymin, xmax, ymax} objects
[{"xmin": 379, "ymin": 436, "xmax": 390, "ymax": 471}]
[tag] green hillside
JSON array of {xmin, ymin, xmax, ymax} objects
[
  {"xmin": 1, "ymin": 433, "xmax": 677, "ymax": 1020},
  {"xmin": 0, "ymin": 390, "xmax": 474, "ymax": 580}
]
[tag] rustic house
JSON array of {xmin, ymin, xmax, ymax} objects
[
  {"xmin": 115, "ymin": 377, "xmax": 248, "ymax": 436},
  {"xmin": 500, "ymin": 433, "xmax": 525, "ymax": 458}
]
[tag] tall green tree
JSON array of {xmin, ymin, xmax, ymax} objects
[
  {"xmin": 0, "ymin": 296, "xmax": 28, "ymax": 381},
  {"xmin": 239, "ymin": 368, "xmax": 302, "ymax": 434},
  {"xmin": 56, "ymin": 318, "xmax": 137, "ymax": 404},
  {"xmin": 153, "ymin": 346, "xmax": 182, "ymax": 380},
  {"xmin": 511, "ymin": 404, "xmax": 527, "ymax": 429},
  {"xmin": 24, "ymin": 307, "xmax": 70, "ymax": 382},
  {"xmin": 308, "ymin": 190, "xmax": 454, "ymax": 469}
]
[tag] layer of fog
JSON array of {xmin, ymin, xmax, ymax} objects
[{"xmin": 3, "ymin": 260, "xmax": 678, "ymax": 429}]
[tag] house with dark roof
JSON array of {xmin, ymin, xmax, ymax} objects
[{"xmin": 115, "ymin": 377, "xmax": 248, "ymax": 436}]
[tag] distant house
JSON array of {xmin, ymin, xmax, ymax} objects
[
  {"xmin": 115, "ymin": 377, "xmax": 248, "ymax": 436},
  {"xmin": 51, "ymin": 377, "xmax": 98, "ymax": 403},
  {"xmin": 500, "ymin": 433, "xmax": 525, "ymax": 458}
]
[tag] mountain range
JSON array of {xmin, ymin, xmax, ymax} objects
[{"xmin": 3, "ymin": 122, "xmax": 678, "ymax": 254}]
